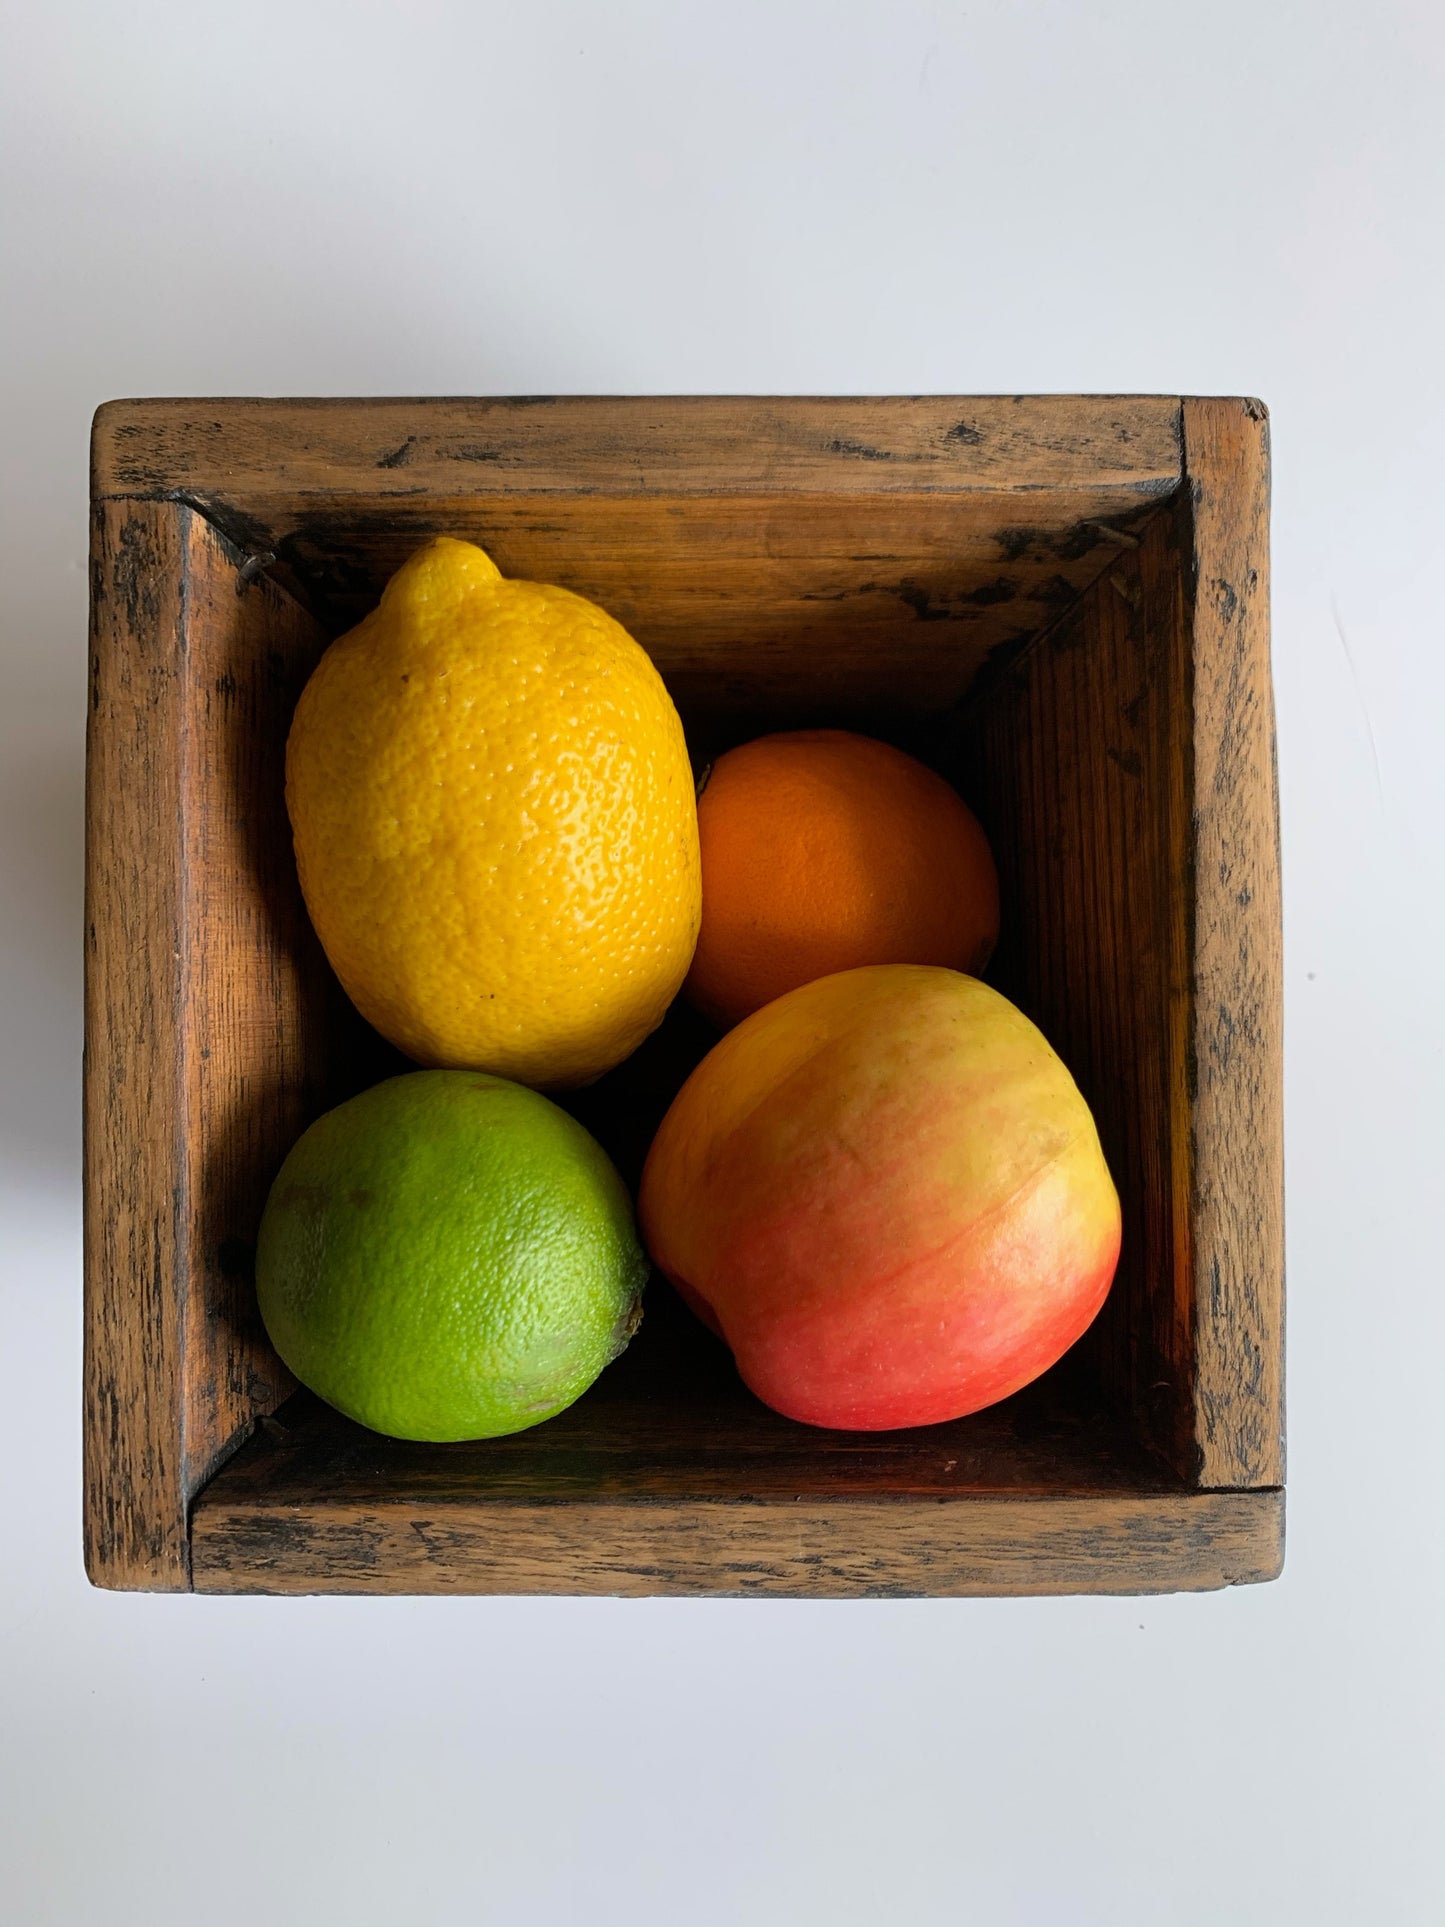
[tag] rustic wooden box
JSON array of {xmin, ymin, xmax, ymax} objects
[{"xmin": 85, "ymin": 396, "xmax": 1282, "ymax": 1597}]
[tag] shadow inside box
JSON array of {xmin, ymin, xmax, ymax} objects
[
  {"xmin": 556, "ymin": 995, "xmax": 720, "ymax": 1194},
  {"xmin": 212, "ymin": 1307, "xmax": 1178, "ymax": 1509},
  {"xmin": 206, "ymin": 847, "xmax": 1183, "ymax": 1498},
  {"xmin": 202, "ymin": 633, "xmax": 1166, "ymax": 1510}
]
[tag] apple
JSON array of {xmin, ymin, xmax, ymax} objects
[{"xmin": 639, "ymin": 964, "xmax": 1120, "ymax": 1430}]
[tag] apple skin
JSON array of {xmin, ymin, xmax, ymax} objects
[{"xmin": 638, "ymin": 965, "xmax": 1121, "ymax": 1431}]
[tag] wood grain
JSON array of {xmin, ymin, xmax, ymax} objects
[
  {"xmin": 960, "ymin": 507, "xmax": 1198, "ymax": 1475},
  {"xmin": 86, "ymin": 394, "xmax": 1283, "ymax": 1596},
  {"xmin": 245, "ymin": 488, "xmax": 1168, "ymax": 713},
  {"xmin": 190, "ymin": 1299, "xmax": 1280, "ymax": 1599},
  {"xmin": 1180, "ymin": 398, "xmax": 1283, "ymax": 1487},
  {"xmin": 84, "ymin": 500, "xmax": 191, "ymax": 1588},
  {"xmin": 177, "ymin": 518, "xmax": 353, "ymax": 1494},
  {"xmin": 191, "ymin": 1297, "xmax": 1175, "ymax": 1506},
  {"xmin": 84, "ymin": 503, "xmax": 344, "ymax": 1588},
  {"xmin": 92, "ymin": 397, "xmax": 1182, "ymax": 705},
  {"xmin": 959, "ymin": 399, "xmax": 1279, "ymax": 1487},
  {"xmin": 93, "ymin": 395, "xmax": 1183, "ymax": 502},
  {"xmin": 191, "ymin": 1484, "xmax": 1282, "ymax": 1598}
]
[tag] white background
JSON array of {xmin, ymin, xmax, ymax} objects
[{"xmin": 2, "ymin": 3, "xmax": 1442, "ymax": 1922}]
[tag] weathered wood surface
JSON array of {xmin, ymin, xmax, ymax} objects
[
  {"xmin": 188, "ymin": 1335, "xmax": 1174, "ymax": 1506},
  {"xmin": 85, "ymin": 500, "xmax": 192, "ymax": 1588},
  {"xmin": 961, "ymin": 398, "xmax": 1279, "ymax": 1487},
  {"xmin": 238, "ymin": 491, "xmax": 1171, "ymax": 713},
  {"xmin": 85, "ymin": 394, "xmax": 1282, "ymax": 1597},
  {"xmin": 93, "ymin": 394, "xmax": 1184, "ymax": 501},
  {"xmin": 961, "ymin": 506, "xmax": 1196, "ymax": 1475},
  {"xmin": 191, "ymin": 1483, "xmax": 1282, "ymax": 1599},
  {"xmin": 178, "ymin": 516, "xmax": 358, "ymax": 1489},
  {"xmin": 92, "ymin": 397, "xmax": 1183, "ymax": 707},
  {"xmin": 84, "ymin": 502, "xmax": 340, "ymax": 1589},
  {"xmin": 1179, "ymin": 398, "xmax": 1283, "ymax": 1487},
  {"xmin": 189, "ymin": 1323, "xmax": 1280, "ymax": 1598}
]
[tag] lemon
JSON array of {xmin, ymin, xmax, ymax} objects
[
  {"xmin": 286, "ymin": 536, "xmax": 701, "ymax": 1088},
  {"xmin": 255, "ymin": 1071, "xmax": 647, "ymax": 1442}
]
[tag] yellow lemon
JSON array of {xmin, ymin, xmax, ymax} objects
[{"xmin": 286, "ymin": 537, "xmax": 701, "ymax": 1088}]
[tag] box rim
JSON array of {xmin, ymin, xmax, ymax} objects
[{"xmin": 83, "ymin": 395, "xmax": 1281, "ymax": 1598}]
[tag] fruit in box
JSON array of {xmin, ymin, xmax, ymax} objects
[{"xmin": 641, "ymin": 965, "xmax": 1119, "ymax": 1431}]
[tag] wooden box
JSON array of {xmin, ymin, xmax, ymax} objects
[{"xmin": 84, "ymin": 396, "xmax": 1282, "ymax": 1597}]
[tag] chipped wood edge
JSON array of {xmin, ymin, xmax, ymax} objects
[{"xmin": 1180, "ymin": 398, "xmax": 1284, "ymax": 1488}]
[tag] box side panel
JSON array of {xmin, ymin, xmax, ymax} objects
[
  {"xmin": 1180, "ymin": 399, "xmax": 1282, "ymax": 1487},
  {"xmin": 90, "ymin": 396, "xmax": 1183, "ymax": 710},
  {"xmin": 83, "ymin": 503, "xmax": 344, "ymax": 1588},
  {"xmin": 176, "ymin": 516, "xmax": 338, "ymax": 1494},
  {"xmin": 248, "ymin": 488, "xmax": 1173, "ymax": 713},
  {"xmin": 961, "ymin": 505, "xmax": 1201, "ymax": 1478},
  {"xmin": 84, "ymin": 500, "xmax": 192, "ymax": 1587},
  {"xmin": 189, "ymin": 1488, "xmax": 1283, "ymax": 1598}
]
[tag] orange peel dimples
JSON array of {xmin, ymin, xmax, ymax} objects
[{"xmin": 684, "ymin": 730, "xmax": 999, "ymax": 1029}]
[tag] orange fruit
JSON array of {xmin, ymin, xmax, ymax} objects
[{"xmin": 684, "ymin": 729, "xmax": 998, "ymax": 1028}]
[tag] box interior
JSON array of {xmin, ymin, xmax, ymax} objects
[{"xmin": 193, "ymin": 475, "xmax": 1197, "ymax": 1516}]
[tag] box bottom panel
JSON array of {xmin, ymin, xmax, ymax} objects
[{"xmin": 186, "ymin": 1332, "xmax": 1283, "ymax": 1597}]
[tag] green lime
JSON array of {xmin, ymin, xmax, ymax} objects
[{"xmin": 255, "ymin": 1070, "xmax": 646, "ymax": 1442}]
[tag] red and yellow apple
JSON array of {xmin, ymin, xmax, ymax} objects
[{"xmin": 639, "ymin": 964, "xmax": 1120, "ymax": 1430}]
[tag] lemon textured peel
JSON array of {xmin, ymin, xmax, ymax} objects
[{"xmin": 286, "ymin": 536, "xmax": 701, "ymax": 1088}]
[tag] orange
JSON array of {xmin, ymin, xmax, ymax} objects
[{"xmin": 683, "ymin": 729, "xmax": 998, "ymax": 1028}]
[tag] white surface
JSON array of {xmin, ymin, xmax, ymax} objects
[{"xmin": 2, "ymin": 3, "xmax": 1443, "ymax": 1923}]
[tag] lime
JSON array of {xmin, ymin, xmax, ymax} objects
[{"xmin": 255, "ymin": 1070, "xmax": 646, "ymax": 1441}]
